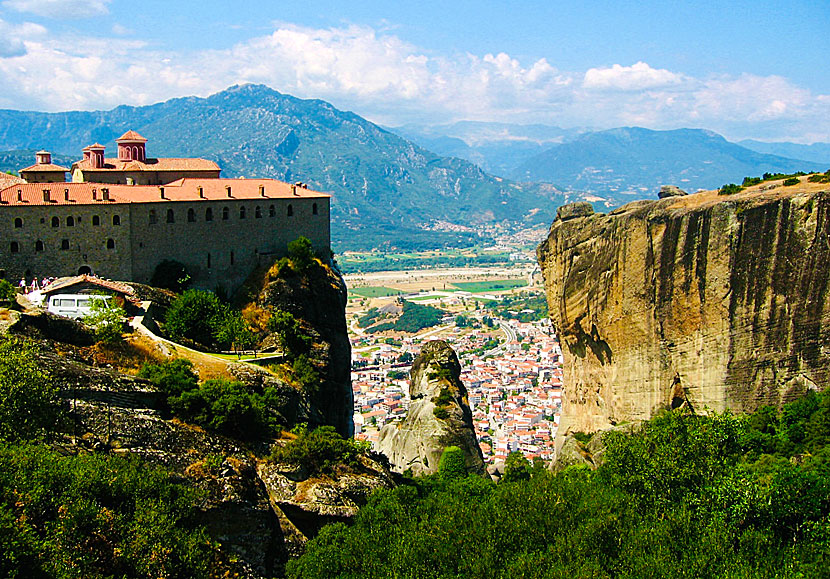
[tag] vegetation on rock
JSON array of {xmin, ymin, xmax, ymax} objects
[{"xmin": 270, "ymin": 425, "xmax": 370, "ymax": 475}]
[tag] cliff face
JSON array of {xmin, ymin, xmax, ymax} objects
[
  {"xmin": 538, "ymin": 183, "xmax": 830, "ymax": 442},
  {"xmin": 377, "ymin": 340, "xmax": 485, "ymax": 476}
]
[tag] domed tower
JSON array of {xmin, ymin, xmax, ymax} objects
[
  {"xmin": 116, "ymin": 130, "xmax": 147, "ymax": 162},
  {"xmin": 84, "ymin": 143, "xmax": 106, "ymax": 169}
]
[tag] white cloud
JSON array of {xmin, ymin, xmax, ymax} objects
[
  {"xmin": 583, "ymin": 61, "xmax": 684, "ymax": 91},
  {"xmin": 3, "ymin": 0, "xmax": 111, "ymax": 18},
  {"xmin": 0, "ymin": 22, "xmax": 827, "ymax": 142}
]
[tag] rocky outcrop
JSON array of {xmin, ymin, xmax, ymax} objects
[
  {"xmin": 377, "ymin": 340, "xmax": 485, "ymax": 476},
  {"xmin": 256, "ymin": 261, "xmax": 354, "ymax": 437},
  {"xmin": 659, "ymin": 185, "xmax": 688, "ymax": 198},
  {"xmin": 538, "ymin": 183, "xmax": 830, "ymax": 446}
]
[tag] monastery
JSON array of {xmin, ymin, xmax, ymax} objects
[{"xmin": 1, "ymin": 131, "xmax": 330, "ymax": 292}]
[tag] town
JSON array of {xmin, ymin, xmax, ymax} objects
[{"xmin": 346, "ymin": 276, "xmax": 563, "ymax": 466}]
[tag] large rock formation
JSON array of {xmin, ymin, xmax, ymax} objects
[
  {"xmin": 377, "ymin": 340, "xmax": 485, "ymax": 476},
  {"xmin": 538, "ymin": 180, "xmax": 830, "ymax": 445}
]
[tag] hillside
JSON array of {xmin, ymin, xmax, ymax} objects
[
  {"xmin": 512, "ymin": 127, "xmax": 824, "ymax": 197},
  {"xmin": 0, "ymin": 85, "xmax": 563, "ymax": 251},
  {"xmin": 739, "ymin": 139, "xmax": 830, "ymax": 166}
]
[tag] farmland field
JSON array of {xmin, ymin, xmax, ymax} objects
[{"xmin": 451, "ymin": 279, "xmax": 527, "ymax": 293}]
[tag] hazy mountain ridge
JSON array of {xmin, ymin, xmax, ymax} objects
[
  {"xmin": 0, "ymin": 85, "xmax": 563, "ymax": 250},
  {"xmin": 739, "ymin": 139, "xmax": 830, "ymax": 166}
]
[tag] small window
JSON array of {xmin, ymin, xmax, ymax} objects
[
  {"xmin": 312, "ymin": 202, "xmax": 318, "ymax": 215},
  {"xmin": 51, "ymin": 216, "xmax": 59, "ymax": 227},
  {"xmin": 148, "ymin": 210, "xmax": 157, "ymax": 225},
  {"xmin": 207, "ymin": 253, "xmax": 211, "ymax": 268},
  {"xmin": 187, "ymin": 208, "xmax": 196, "ymax": 222},
  {"xmin": 77, "ymin": 299, "xmax": 90, "ymax": 308},
  {"xmin": 35, "ymin": 240, "xmax": 44, "ymax": 252},
  {"xmin": 255, "ymin": 206, "xmax": 262, "ymax": 218},
  {"xmin": 10, "ymin": 241, "xmax": 19, "ymax": 253},
  {"xmin": 61, "ymin": 239, "xmax": 69, "ymax": 250},
  {"xmin": 287, "ymin": 204, "xmax": 293, "ymax": 216},
  {"xmin": 13, "ymin": 218, "xmax": 22, "ymax": 228},
  {"xmin": 205, "ymin": 207, "xmax": 213, "ymax": 222},
  {"xmin": 66, "ymin": 216, "xmax": 74, "ymax": 227},
  {"xmin": 230, "ymin": 250, "xmax": 234, "ymax": 265},
  {"xmin": 222, "ymin": 207, "xmax": 229, "ymax": 220},
  {"xmin": 239, "ymin": 206, "xmax": 246, "ymax": 219},
  {"xmin": 112, "ymin": 215, "xmax": 121, "ymax": 226},
  {"xmin": 166, "ymin": 209, "xmax": 175, "ymax": 223},
  {"xmin": 92, "ymin": 215, "xmax": 101, "ymax": 226},
  {"xmin": 106, "ymin": 238, "xmax": 115, "ymax": 249},
  {"xmin": 269, "ymin": 204, "xmax": 275, "ymax": 217}
]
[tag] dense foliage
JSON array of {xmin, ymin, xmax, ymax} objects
[
  {"xmin": 270, "ymin": 425, "xmax": 370, "ymax": 475},
  {"xmin": 0, "ymin": 444, "xmax": 221, "ymax": 578},
  {"xmin": 164, "ymin": 289, "xmax": 253, "ymax": 352},
  {"xmin": 0, "ymin": 337, "xmax": 59, "ymax": 442},
  {"xmin": 289, "ymin": 391, "xmax": 830, "ymax": 578},
  {"xmin": 372, "ymin": 300, "xmax": 445, "ymax": 333}
]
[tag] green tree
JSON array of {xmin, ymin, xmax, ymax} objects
[
  {"xmin": 287, "ymin": 236, "xmax": 316, "ymax": 270},
  {"xmin": 268, "ymin": 309, "xmax": 312, "ymax": 357},
  {"xmin": 83, "ymin": 296, "xmax": 125, "ymax": 344},
  {"xmin": 0, "ymin": 279, "xmax": 17, "ymax": 303},
  {"xmin": 0, "ymin": 337, "xmax": 58, "ymax": 441},
  {"xmin": 438, "ymin": 446, "xmax": 468, "ymax": 481},
  {"xmin": 138, "ymin": 358, "xmax": 199, "ymax": 398},
  {"xmin": 270, "ymin": 425, "xmax": 369, "ymax": 475},
  {"xmin": 164, "ymin": 289, "xmax": 226, "ymax": 347},
  {"xmin": 502, "ymin": 451, "xmax": 533, "ymax": 483},
  {"xmin": 215, "ymin": 310, "xmax": 255, "ymax": 356}
]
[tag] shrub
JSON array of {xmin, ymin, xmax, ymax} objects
[
  {"xmin": 83, "ymin": 297, "xmax": 126, "ymax": 344},
  {"xmin": 438, "ymin": 446, "xmax": 468, "ymax": 481},
  {"xmin": 433, "ymin": 407, "xmax": 449, "ymax": 419},
  {"xmin": 783, "ymin": 177, "xmax": 801, "ymax": 186},
  {"xmin": 268, "ymin": 309, "xmax": 312, "ymax": 357},
  {"xmin": 0, "ymin": 337, "xmax": 58, "ymax": 441},
  {"xmin": 138, "ymin": 358, "xmax": 199, "ymax": 398},
  {"xmin": 270, "ymin": 425, "xmax": 369, "ymax": 475},
  {"xmin": 0, "ymin": 279, "xmax": 16, "ymax": 303},
  {"xmin": 501, "ymin": 451, "xmax": 533, "ymax": 483},
  {"xmin": 287, "ymin": 236, "xmax": 316, "ymax": 271},
  {"xmin": 164, "ymin": 289, "xmax": 226, "ymax": 347},
  {"xmin": 718, "ymin": 183, "xmax": 744, "ymax": 195}
]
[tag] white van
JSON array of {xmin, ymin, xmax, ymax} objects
[{"xmin": 47, "ymin": 294, "xmax": 113, "ymax": 320}]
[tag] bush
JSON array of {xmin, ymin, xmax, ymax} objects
[
  {"xmin": 438, "ymin": 446, "xmax": 468, "ymax": 481},
  {"xmin": 718, "ymin": 183, "xmax": 744, "ymax": 195},
  {"xmin": 287, "ymin": 236, "xmax": 316, "ymax": 271},
  {"xmin": 268, "ymin": 309, "xmax": 312, "ymax": 357},
  {"xmin": 270, "ymin": 425, "xmax": 369, "ymax": 475},
  {"xmin": 0, "ymin": 279, "xmax": 16, "ymax": 303},
  {"xmin": 138, "ymin": 358, "xmax": 199, "ymax": 398},
  {"xmin": 83, "ymin": 297, "xmax": 125, "ymax": 344},
  {"xmin": 433, "ymin": 407, "xmax": 449, "ymax": 419},
  {"xmin": 164, "ymin": 289, "xmax": 226, "ymax": 347},
  {"xmin": 0, "ymin": 337, "xmax": 58, "ymax": 442},
  {"xmin": 783, "ymin": 177, "xmax": 801, "ymax": 186}
]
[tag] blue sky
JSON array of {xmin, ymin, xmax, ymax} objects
[{"xmin": 0, "ymin": 0, "xmax": 828, "ymax": 142}]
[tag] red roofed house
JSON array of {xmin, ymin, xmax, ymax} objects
[{"xmin": 1, "ymin": 132, "xmax": 330, "ymax": 292}]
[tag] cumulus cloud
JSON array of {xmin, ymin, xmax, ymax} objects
[
  {"xmin": 0, "ymin": 21, "xmax": 827, "ymax": 141},
  {"xmin": 583, "ymin": 61, "xmax": 684, "ymax": 91},
  {"xmin": 3, "ymin": 0, "xmax": 110, "ymax": 18}
]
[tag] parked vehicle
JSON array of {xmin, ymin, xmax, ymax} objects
[{"xmin": 47, "ymin": 294, "xmax": 113, "ymax": 319}]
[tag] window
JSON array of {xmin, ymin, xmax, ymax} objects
[
  {"xmin": 35, "ymin": 240, "xmax": 44, "ymax": 252},
  {"xmin": 269, "ymin": 204, "xmax": 275, "ymax": 217},
  {"xmin": 148, "ymin": 210, "xmax": 157, "ymax": 225},
  {"xmin": 287, "ymin": 204, "xmax": 293, "ymax": 216},
  {"xmin": 312, "ymin": 202, "xmax": 318, "ymax": 215},
  {"xmin": 207, "ymin": 253, "xmax": 211, "ymax": 268},
  {"xmin": 255, "ymin": 206, "xmax": 262, "ymax": 218},
  {"xmin": 166, "ymin": 209, "xmax": 175, "ymax": 223},
  {"xmin": 10, "ymin": 242, "xmax": 19, "ymax": 253},
  {"xmin": 61, "ymin": 239, "xmax": 69, "ymax": 250},
  {"xmin": 13, "ymin": 218, "xmax": 22, "ymax": 228},
  {"xmin": 230, "ymin": 251, "xmax": 234, "ymax": 265},
  {"xmin": 205, "ymin": 207, "xmax": 213, "ymax": 222},
  {"xmin": 51, "ymin": 216, "xmax": 59, "ymax": 227},
  {"xmin": 187, "ymin": 208, "xmax": 196, "ymax": 222},
  {"xmin": 112, "ymin": 215, "xmax": 121, "ymax": 226},
  {"xmin": 66, "ymin": 216, "xmax": 74, "ymax": 227},
  {"xmin": 93, "ymin": 215, "xmax": 101, "ymax": 226},
  {"xmin": 239, "ymin": 206, "xmax": 246, "ymax": 219},
  {"xmin": 106, "ymin": 238, "xmax": 115, "ymax": 249},
  {"xmin": 222, "ymin": 207, "xmax": 229, "ymax": 220}
]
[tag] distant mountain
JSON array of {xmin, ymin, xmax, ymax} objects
[
  {"xmin": 0, "ymin": 150, "xmax": 74, "ymax": 175},
  {"xmin": 389, "ymin": 121, "xmax": 580, "ymax": 177},
  {"xmin": 739, "ymin": 139, "xmax": 830, "ymax": 167},
  {"xmin": 511, "ymin": 127, "xmax": 825, "ymax": 196},
  {"xmin": 0, "ymin": 85, "xmax": 563, "ymax": 251}
]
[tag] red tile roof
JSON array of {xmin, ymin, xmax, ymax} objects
[
  {"xmin": 0, "ymin": 173, "xmax": 25, "ymax": 189},
  {"xmin": 19, "ymin": 163, "xmax": 69, "ymax": 173},
  {"xmin": 0, "ymin": 178, "xmax": 328, "ymax": 207},
  {"xmin": 72, "ymin": 157, "xmax": 220, "ymax": 173},
  {"xmin": 43, "ymin": 274, "xmax": 136, "ymax": 297},
  {"xmin": 116, "ymin": 130, "xmax": 147, "ymax": 142}
]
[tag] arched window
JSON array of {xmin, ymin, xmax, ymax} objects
[
  {"xmin": 112, "ymin": 215, "xmax": 121, "ymax": 226},
  {"xmin": 205, "ymin": 207, "xmax": 213, "ymax": 222},
  {"xmin": 255, "ymin": 206, "xmax": 262, "ymax": 218},
  {"xmin": 10, "ymin": 242, "xmax": 18, "ymax": 253},
  {"xmin": 239, "ymin": 206, "xmax": 246, "ymax": 219},
  {"xmin": 92, "ymin": 215, "xmax": 101, "ymax": 226},
  {"xmin": 312, "ymin": 202, "xmax": 318, "ymax": 215},
  {"xmin": 51, "ymin": 216, "xmax": 59, "ymax": 227},
  {"xmin": 187, "ymin": 208, "xmax": 196, "ymax": 222},
  {"xmin": 106, "ymin": 238, "xmax": 115, "ymax": 249},
  {"xmin": 35, "ymin": 240, "xmax": 44, "ymax": 252},
  {"xmin": 222, "ymin": 207, "xmax": 229, "ymax": 220},
  {"xmin": 13, "ymin": 218, "xmax": 22, "ymax": 228},
  {"xmin": 166, "ymin": 209, "xmax": 175, "ymax": 223},
  {"xmin": 148, "ymin": 210, "xmax": 156, "ymax": 225},
  {"xmin": 61, "ymin": 239, "xmax": 69, "ymax": 250},
  {"xmin": 287, "ymin": 204, "xmax": 293, "ymax": 216},
  {"xmin": 66, "ymin": 216, "xmax": 74, "ymax": 227},
  {"xmin": 269, "ymin": 204, "xmax": 275, "ymax": 217}
]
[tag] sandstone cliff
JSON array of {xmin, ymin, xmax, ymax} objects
[
  {"xmin": 377, "ymin": 340, "xmax": 485, "ymax": 476},
  {"xmin": 538, "ymin": 180, "xmax": 830, "ymax": 444}
]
